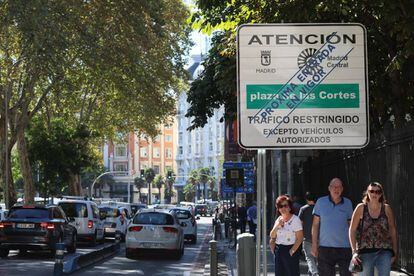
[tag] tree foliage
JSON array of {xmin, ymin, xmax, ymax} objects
[
  {"xmin": 188, "ymin": 0, "xmax": 414, "ymax": 130},
  {"xmin": 183, "ymin": 182, "xmax": 195, "ymax": 202},
  {"xmin": 27, "ymin": 117, "xmax": 101, "ymax": 197},
  {"xmin": 0, "ymin": 0, "xmax": 192, "ymax": 206}
]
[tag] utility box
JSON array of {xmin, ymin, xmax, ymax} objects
[{"xmin": 237, "ymin": 233, "xmax": 256, "ymax": 276}]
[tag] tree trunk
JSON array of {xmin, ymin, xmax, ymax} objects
[
  {"xmin": 0, "ymin": 147, "xmax": 17, "ymax": 208},
  {"xmin": 17, "ymin": 130, "xmax": 35, "ymax": 205},
  {"xmin": 68, "ymin": 173, "xmax": 82, "ymax": 196}
]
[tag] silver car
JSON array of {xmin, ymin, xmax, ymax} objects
[{"xmin": 125, "ymin": 209, "xmax": 185, "ymax": 259}]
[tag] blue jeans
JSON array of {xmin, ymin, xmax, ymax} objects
[
  {"xmin": 359, "ymin": 250, "xmax": 392, "ymax": 276},
  {"xmin": 303, "ymin": 241, "xmax": 318, "ymax": 276}
]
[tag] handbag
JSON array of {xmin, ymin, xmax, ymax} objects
[{"xmin": 349, "ymin": 205, "xmax": 365, "ymax": 273}]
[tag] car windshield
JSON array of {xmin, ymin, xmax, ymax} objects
[
  {"xmin": 133, "ymin": 212, "xmax": 174, "ymax": 225},
  {"xmin": 8, "ymin": 208, "xmax": 49, "ymax": 219},
  {"xmin": 59, "ymin": 202, "xmax": 88, "ymax": 218},
  {"xmin": 172, "ymin": 209, "xmax": 191, "ymax": 220},
  {"xmin": 99, "ymin": 207, "xmax": 118, "ymax": 218}
]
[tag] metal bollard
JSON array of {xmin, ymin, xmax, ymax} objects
[
  {"xmin": 210, "ymin": 240, "xmax": 218, "ymax": 276},
  {"xmin": 53, "ymin": 243, "xmax": 65, "ymax": 276},
  {"xmin": 236, "ymin": 233, "xmax": 255, "ymax": 276}
]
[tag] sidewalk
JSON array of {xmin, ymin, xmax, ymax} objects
[{"xmin": 202, "ymin": 224, "xmax": 410, "ymax": 276}]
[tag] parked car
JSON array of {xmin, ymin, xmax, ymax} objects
[
  {"xmin": 195, "ymin": 204, "xmax": 208, "ymax": 216},
  {"xmin": 130, "ymin": 203, "xmax": 147, "ymax": 215},
  {"xmin": 0, "ymin": 204, "xmax": 77, "ymax": 257},
  {"xmin": 57, "ymin": 199, "xmax": 105, "ymax": 246},
  {"xmin": 125, "ymin": 209, "xmax": 185, "ymax": 259},
  {"xmin": 99, "ymin": 206, "xmax": 127, "ymax": 240},
  {"xmin": 169, "ymin": 208, "xmax": 197, "ymax": 244}
]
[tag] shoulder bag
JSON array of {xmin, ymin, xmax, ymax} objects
[{"xmin": 349, "ymin": 205, "xmax": 365, "ymax": 273}]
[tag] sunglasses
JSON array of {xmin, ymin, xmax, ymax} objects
[
  {"xmin": 368, "ymin": 189, "xmax": 382, "ymax": 195},
  {"xmin": 277, "ymin": 204, "xmax": 290, "ymax": 209}
]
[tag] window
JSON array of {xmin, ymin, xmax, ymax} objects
[
  {"xmin": 188, "ymin": 145, "xmax": 192, "ymax": 154},
  {"xmin": 154, "ymin": 165, "xmax": 160, "ymax": 174},
  {"xmin": 53, "ymin": 208, "xmax": 64, "ymax": 219},
  {"xmin": 165, "ymin": 123, "xmax": 173, "ymax": 129},
  {"xmin": 140, "ymin": 147, "xmax": 147, "ymax": 157},
  {"xmin": 153, "ymin": 147, "xmax": 160, "ymax": 158},
  {"xmin": 166, "ymin": 148, "xmax": 172, "ymax": 159},
  {"xmin": 115, "ymin": 145, "xmax": 127, "ymax": 157},
  {"xmin": 113, "ymin": 162, "xmax": 128, "ymax": 171},
  {"xmin": 58, "ymin": 203, "xmax": 88, "ymax": 218},
  {"xmin": 165, "ymin": 135, "xmax": 172, "ymax": 142},
  {"xmin": 209, "ymin": 142, "xmax": 213, "ymax": 151},
  {"xmin": 179, "ymin": 146, "xmax": 183, "ymax": 155},
  {"xmin": 133, "ymin": 212, "xmax": 174, "ymax": 225},
  {"xmin": 92, "ymin": 205, "xmax": 99, "ymax": 219},
  {"xmin": 178, "ymin": 132, "xmax": 183, "ymax": 142}
]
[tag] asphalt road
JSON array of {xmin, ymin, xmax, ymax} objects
[{"xmin": 72, "ymin": 216, "xmax": 213, "ymax": 276}]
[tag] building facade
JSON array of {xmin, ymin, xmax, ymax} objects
[{"xmin": 174, "ymin": 54, "xmax": 225, "ymax": 201}]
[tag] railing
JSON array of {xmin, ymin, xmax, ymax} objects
[{"xmin": 293, "ymin": 123, "xmax": 414, "ymax": 273}]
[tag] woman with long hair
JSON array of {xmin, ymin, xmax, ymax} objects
[
  {"xmin": 349, "ymin": 182, "xmax": 398, "ymax": 276},
  {"xmin": 269, "ymin": 195, "xmax": 303, "ymax": 276}
]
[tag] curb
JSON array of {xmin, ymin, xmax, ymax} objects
[{"xmin": 62, "ymin": 243, "xmax": 120, "ymax": 274}]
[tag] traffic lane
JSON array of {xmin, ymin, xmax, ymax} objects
[
  {"xmin": 0, "ymin": 240, "xmax": 114, "ymax": 276},
  {"xmin": 72, "ymin": 216, "xmax": 213, "ymax": 275}
]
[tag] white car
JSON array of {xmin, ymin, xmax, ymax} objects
[
  {"xmin": 58, "ymin": 199, "xmax": 105, "ymax": 245},
  {"xmin": 170, "ymin": 207, "xmax": 197, "ymax": 244},
  {"xmin": 126, "ymin": 209, "xmax": 185, "ymax": 259},
  {"xmin": 99, "ymin": 206, "xmax": 128, "ymax": 240}
]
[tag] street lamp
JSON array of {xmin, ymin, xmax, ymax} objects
[{"xmin": 89, "ymin": 171, "xmax": 128, "ymax": 198}]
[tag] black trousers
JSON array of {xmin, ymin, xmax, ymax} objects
[
  {"xmin": 318, "ymin": 246, "xmax": 352, "ymax": 276},
  {"xmin": 274, "ymin": 244, "xmax": 300, "ymax": 276}
]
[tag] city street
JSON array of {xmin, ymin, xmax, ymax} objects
[
  {"xmin": 72, "ymin": 216, "xmax": 212, "ymax": 276},
  {"xmin": 0, "ymin": 217, "xmax": 213, "ymax": 276}
]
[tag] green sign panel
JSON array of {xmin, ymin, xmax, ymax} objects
[{"xmin": 246, "ymin": 84, "xmax": 359, "ymax": 109}]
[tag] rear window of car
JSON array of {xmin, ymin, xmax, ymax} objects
[
  {"xmin": 172, "ymin": 209, "xmax": 191, "ymax": 220},
  {"xmin": 8, "ymin": 208, "xmax": 50, "ymax": 219},
  {"xmin": 58, "ymin": 202, "xmax": 88, "ymax": 218},
  {"xmin": 133, "ymin": 212, "xmax": 174, "ymax": 225},
  {"xmin": 196, "ymin": 205, "xmax": 207, "ymax": 209},
  {"xmin": 99, "ymin": 207, "xmax": 119, "ymax": 218}
]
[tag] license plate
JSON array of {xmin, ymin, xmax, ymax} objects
[
  {"xmin": 16, "ymin": 223, "xmax": 34, "ymax": 229},
  {"xmin": 141, "ymin": 242, "xmax": 161, "ymax": 248}
]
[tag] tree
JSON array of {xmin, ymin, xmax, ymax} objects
[
  {"xmin": 27, "ymin": 117, "xmax": 101, "ymax": 198},
  {"xmin": 153, "ymin": 174, "xmax": 165, "ymax": 203},
  {"xmin": 187, "ymin": 169, "xmax": 199, "ymax": 201},
  {"xmin": 0, "ymin": 0, "xmax": 191, "ymax": 207},
  {"xmin": 134, "ymin": 176, "xmax": 146, "ymax": 203},
  {"xmin": 183, "ymin": 182, "xmax": 196, "ymax": 202},
  {"xmin": 144, "ymin": 168, "xmax": 156, "ymax": 205},
  {"xmin": 164, "ymin": 170, "xmax": 175, "ymax": 204},
  {"xmin": 198, "ymin": 167, "xmax": 211, "ymax": 202},
  {"xmin": 188, "ymin": 0, "xmax": 414, "ymax": 131}
]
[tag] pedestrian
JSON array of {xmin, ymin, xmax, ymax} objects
[
  {"xmin": 247, "ymin": 201, "xmax": 257, "ymax": 237},
  {"xmin": 237, "ymin": 204, "xmax": 247, "ymax": 233},
  {"xmin": 292, "ymin": 195, "xmax": 303, "ymax": 216},
  {"xmin": 298, "ymin": 192, "xmax": 318, "ymax": 276},
  {"xmin": 269, "ymin": 195, "xmax": 303, "ymax": 276},
  {"xmin": 311, "ymin": 177, "xmax": 353, "ymax": 276},
  {"xmin": 349, "ymin": 182, "xmax": 398, "ymax": 276}
]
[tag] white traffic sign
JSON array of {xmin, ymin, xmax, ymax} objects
[{"xmin": 237, "ymin": 23, "xmax": 369, "ymax": 149}]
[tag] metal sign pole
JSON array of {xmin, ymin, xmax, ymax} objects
[
  {"xmin": 261, "ymin": 149, "xmax": 267, "ymax": 275},
  {"xmin": 256, "ymin": 153, "xmax": 262, "ymax": 276}
]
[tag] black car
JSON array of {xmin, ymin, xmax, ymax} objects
[
  {"xmin": 195, "ymin": 204, "xmax": 208, "ymax": 216},
  {"xmin": 0, "ymin": 204, "xmax": 77, "ymax": 257}
]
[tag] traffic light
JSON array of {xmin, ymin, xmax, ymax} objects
[
  {"xmin": 167, "ymin": 171, "xmax": 172, "ymax": 179},
  {"xmin": 140, "ymin": 169, "xmax": 145, "ymax": 178}
]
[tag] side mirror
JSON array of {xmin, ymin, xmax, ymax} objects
[{"xmin": 180, "ymin": 222, "xmax": 187, "ymax": 227}]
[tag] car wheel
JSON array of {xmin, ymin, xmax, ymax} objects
[
  {"xmin": 67, "ymin": 234, "xmax": 77, "ymax": 254},
  {"xmin": 0, "ymin": 248, "xmax": 9, "ymax": 258},
  {"xmin": 125, "ymin": 248, "xmax": 133, "ymax": 259}
]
